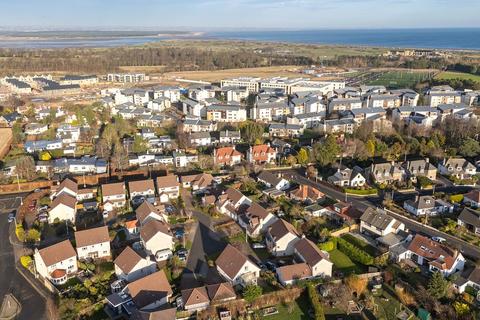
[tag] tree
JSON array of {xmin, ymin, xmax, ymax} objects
[
  {"xmin": 427, "ymin": 271, "xmax": 449, "ymax": 299},
  {"xmin": 296, "ymin": 148, "xmax": 309, "ymax": 166},
  {"xmin": 112, "ymin": 144, "xmax": 129, "ymax": 172},
  {"xmin": 132, "ymin": 135, "xmax": 148, "ymax": 154},
  {"xmin": 26, "ymin": 228, "xmax": 41, "ymax": 242},
  {"xmin": 15, "ymin": 156, "xmax": 36, "ymax": 180},
  {"xmin": 459, "ymin": 138, "xmax": 480, "ymax": 157},
  {"xmin": 345, "ymin": 275, "xmax": 368, "ymax": 297},
  {"xmin": 314, "ymin": 135, "xmax": 341, "ymax": 166},
  {"xmin": 39, "ymin": 151, "xmax": 52, "ymax": 161},
  {"xmin": 243, "ymin": 285, "xmax": 262, "ymax": 303},
  {"xmin": 240, "ymin": 121, "xmax": 264, "ymax": 145},
  {"xmin": 11, "ymin": 121, "xmax": 24, "ymax": 144},
  {"xmin": 285, "ymin": 154, "xmax": 297, "ymax": 166}
]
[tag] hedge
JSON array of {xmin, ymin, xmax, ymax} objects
[
  {"xmin": 344, "ymin": 188, "xmax": 378, "ymax": 195},
  {"xmin": 337, "ymin": 237, "xmax": 374, "ymax": 266},
  {"xmin": 20, "ymin": 255, "xmax": 32, "ymax": 268},
  {"xmin": 449, "ymin": 194, "xmax": 464, "ymax": 203},
  {"xmin": 307, "ymin": 284, "xmax": 325, "ymax": 320}
]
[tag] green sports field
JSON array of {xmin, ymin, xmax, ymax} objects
[
  {"xmin": 435, "ymin": 71, "xmax": 480, "ymax": 82},
  {"xmin": 367, "ymin": 71, "xmax": 434, "ymax": 88}
]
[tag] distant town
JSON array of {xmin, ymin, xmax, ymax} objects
[{"xmin": 1, "ymin": 66, "xmax": 480, "ymax": 320}]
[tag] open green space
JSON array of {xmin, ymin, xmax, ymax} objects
[
  {"xmin": 263, "ymin": 292, "xmax": 310, "ymax": 320},
  {"xmin": 367, "ymin": 71, "xmax": 433, "ymax": 88},
  {"xmin": 435, "ymin": 71, "xmax": 480, "ymax": 82},
  {"xmin": 341, "ymin": 234, "xmax": 378, "ymax": 256}
]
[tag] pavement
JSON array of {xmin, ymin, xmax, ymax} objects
[
  {"xmin": 275, "ymin": 168, "xmax": 480, "ymax": 260},
  {"xmin": 0, "ymin": 211, "xmax": 47, "ymax": 320}
]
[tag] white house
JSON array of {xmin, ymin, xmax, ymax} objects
[
  {"xmin": 328, "ymin": 167, "xmax": 366, "ymax": 187},
  {"xmin": 140, "ymin": 220, "xmax": 174, "ymax": 256},
  {"xmin": 215, "ymin": 244, "xmax": 261, "ymax": 288},
  {"xmin": 135, "ymin": 201, "xmax": 167, "ymax": 226},
  {"xmin": 215, "ymin": 188, "xmax": 252, "ymax": 221},
  {"xmin": 128, "ymin": 179, "xmax": 156, "ymax": 204},
  {"xmin": 403, "ymin": 195, "xmax": 453, "ymax": 216},
  {"xmin": 438, "ymin": 157, "xmax": 477, "ymax": 180},
  {"xmin": 238, "ymin": 202, "xmax": 278, "ymax": 237},
  {"xmin": 48, "ymin": 193, "xmax": 77, "ymax": 224},
  {"xmin": 102, "ymin": 182, "xmax": 127, "ymax": 211},
  {"xmin": 257, "ymin": 171, "xmax": 290, "ymax": 191},
  {"xmin": 156, "ymin": 175, "xmax": 180, "ymax": 202},
  {"xmin": 34, "ymin": 240, "xmax": 78, "ymax": 285},
  {"xmin": 360, "ymin": 207, "xmax": 405, "ymax": 237},
  {"xmin": 294, "ymin": 238, "xmax": 333, "ymax": 278},
  {"xmin": 114, "ymin": 246, "xmax": 157, "ymax": 282},
  {"xmin": 265, "ymin": 219, "xmax": 300, "ymax": 256},
  {"xmin": 122, "ymin": 270, "xmax": 172, "ymax": 310},
  {"xmin": 74, "ymin": 226, "xmax": 111, "ymax": 260}
]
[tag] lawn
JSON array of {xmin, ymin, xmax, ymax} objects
[
  {"xmin": 341, "ymin": 234, "xmax": 378, "ymax": 256},
  {"xmin": 435, "ymin": 71, "xmax": 480, "ymax": 82},
  {"xmin": 328, "ymin": 249, "xmax": 366, "ymax": 274},
  {"xmin": 263, "ymin": 291, "xmax": 310, "ymax": 320},
  {"xmin": 367, "ymin": 71, "xmax": 433, "ymax": 88}
]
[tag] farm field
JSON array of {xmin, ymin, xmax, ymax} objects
[
  {"xmin": 366, "ymin": 70, "xmax": 434, "ymax": 88},
  {"xmin": 435, "ymin": 71, "xmax": 480, "ymax": 82}
]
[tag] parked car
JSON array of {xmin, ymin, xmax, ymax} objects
[
  {"xmin": 177, "ymin": 253, "xmax": 187, "ymax": 262},
  {"xmin": 177, "ymin": 248, "xmax": 188, "ymax": 256},
  {"xmin": 7, "ymin": 211, "xmax": 16, "ymax": 223},
  {"xmin": 252, "ymin": 242, "xmax": 266, "ymax": 249},
  {"xmin": 38, "ymin": 205, "xmax": 48, "ymax": 212},
  {"xmin": 432, "ymin": 236, "xmax": 446, "ymax": 243},
  {"xmin": 155, "ymin": 249, "xmax": 173, "ymax": 262},
  {"xmin": 265, "ymin": 261, "xmax": 277, "ymax": 271},
  {"xmin": 174, "ymin": 228, "xmax": 185, "ymax": 239}
]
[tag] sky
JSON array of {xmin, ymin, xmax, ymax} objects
[{"xmin": 0, "ymin": 0, "xmax": 479, "ymax": 30}]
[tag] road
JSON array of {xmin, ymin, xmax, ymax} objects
[
  {"xmin": 276, "ymin": 168, "xmax": 480, "ymax": 260},
  {"xmin": 0, "ymin": 213, "xmax": 47, "ymax": 320}
]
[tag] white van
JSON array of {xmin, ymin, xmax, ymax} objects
[{"xmin": 155, "ymin": 249, "xmax": 173, "ymax": 262}]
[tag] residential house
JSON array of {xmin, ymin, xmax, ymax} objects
[
  {"xmin": 25, "ymin": 123, "xmax": 48, "ymax": 135},
  {"xmin": 457, "ymin": 208, "xmax": 480, "ymax": 235},
  {"xmin": 52, "ymin": 178, "xmax": 78, "ymax": 199},
  {"xmin": 320, "ymin": 118, "xmax": 356, "ymax": 134},
  {"xmin": 114, "ymin": 246, "xmax": 157, "ymax": 283},
  {"xmin": 395, "ymin": 234, "xmax": 465, "ymax": 277},
  {"xmin": 438, "ymin": 158, "xmax": 476, "ymax": 179},
  {"xmin": 140, "ymin": 219, "xmax": 173, "ymax": 255},
  {"xmin": 189, "ymin": 132, "xmax": 213, "ymax": 147},
  {"xmin": 328, "ymin": 167, "xmax": 366, "ymax": 187},
  {"xmin": 215, "ymin": 188, "xmax": 252, "ymax": 221},
  {"xmin": 403, "ymin": 196, "xmax": 453, "ymax": 216},
  {"xmin": 136, "ymin": 201, "xmax": 167, "ymax": 226},
  {"xmin": 155, "ymin": 175, "xmax": 180, "ymax": 202},
  {"xmin": 404, "ymin": 159, "xmax": 437, "ymax": 182},
  {"xmin": 247, "ymin": 144, "xmax": 277, "ymax": 164},
  {"xmin": 265, "ymin": 219, "xmax": 300, "ymax": 256},
  {"xmin": 238, "ymin": 202, "xmax": 278, "ymax": 237},
  {"xmin": 360, "ymin": 207, "xmax": 405, "ymax": 237},
  {"xmin": 455, "ymin": 267, "xmax": 480, "ymax": 293},
  {"xmin": 74, "ymin": 226, "xmax": 111, "ymax": 260},
  {"xmin": 48, "ymin": 193, "xmax": 77, "ymax": 224},
  {"xmin": 367, "ymin": 161, "xmax": 406, "ymax": 185},
  {"xmin": 181, "ymin": 287, "xmax": 210, "ymax": 312},
  {"xmin": 276, "ymin": 263, "xmax": 312, "ymax": 286},
  {"xmin": 257, "ymin": 171, "xmax": 290, "ymax": 191},
  {"xmin": 33, "ymin": 240, "xmax": 78, "ymax": 285},
  {"xmin": 215, "ymin": 244, "xmax": 261, "ymax": 287},
  {"xmin": 102, "ymin": 182, "xmax": 127, "ymax": 211},
  {"xmin": 463, "ymin": 190, "xmax": 480, "ymax": 208},
  {"xmin": 128, "ymin": 179, "xmax": 156, "ymax": 205},
  {"xmin": 206, "ymin": 282, "xmax": 236, "ymax": 303},
  {"xmin": 268, "ymin": 123, "xmax": 305, "ymax": 137},
  {"xmin": 218, "ymin": 130, "xmax": 241, "ymax": 145},
  {"xmin": 182, "ymin": 118, "xmax": 217, "ymax": 133},
  {"xmin": 180, "ymin": 173, "xmax": 214, "ymax": 192},
  {"xmin": 206, "ymin": 105, "xmax": 247, "ymax": 123},
  {"xmin": 289, "ymin": 184, "xmax": 324, "ymax": 204},
  {"xmin": 328, "ymin": 98, "xmax": 362, "ymax": 113},
  {"xmin": 214, "ymin": 147, "xmax": 242, "ymax": 167},
  {"xmin": 123, "ymin": 270, "xmax": 172, "ymax": 311}
]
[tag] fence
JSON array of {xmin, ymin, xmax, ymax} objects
[{"xmin": 330, "ymin": 224, "xmax": 359, "ymax": 237}]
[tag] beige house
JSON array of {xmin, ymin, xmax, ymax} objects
[
  {"xmin": 265, "ymin": 219, "xmax": 300, "ymax": 256},
  {"xmin": 74, "ymin": 226, "xmax": 111, "ymax": 260},
  {"xmin": 102, "ymin": 182, "xmax": 126, "ymax": 211},
  {"xmin": 294, "ymin": 238, "xmax": 333, "ymax": 278},
  {"xmin": 128, "ymin": 179, "xmax": 156, "ymax": 204},
  {"xmin": 216, "ymin": 244, "xmax": 260, "ymax": 287},
  {"xmin": 140, "ymin": 219, "xmax": 174, "ymax": 255},
  {"xmin": 34, "ymin": 240, "xmax": 78, "ymax": 285},
  {"xmin": 156, "ymin": 175, "xmax": 180, "ymax": 202},
  {"xmin": 114, "ymin": 246, "xmax": 157, "ymax": 282},
  {"xmin": 48, "ymin": 193, "xmax": 77, "ymax": 224},
  {"xmin": 123, "ymin": 270, "xmax": 172, "ymax": 310}
]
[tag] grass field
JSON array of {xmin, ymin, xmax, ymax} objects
[
  {"xmin": 435, "ymin": 71, "xmax": 480, "ymax": 82},
  {"xmin": 328, "ymin": 249, "xmax": 366, "ymax": 274},
  {"xmin": 367, "ymin": 71, "xmax": 433, "ymax": 88},
  {"xmin": 265, "ymin": 291, "xmax": 310, "ymax": 320},
  {"xmin": 341, "ymin": 234, "xmax": 378, "ymax": 256}
]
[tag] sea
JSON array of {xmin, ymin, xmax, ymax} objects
[{"xmin": 0, "ymin": 28, "xmax": 480, "ymax": 50}]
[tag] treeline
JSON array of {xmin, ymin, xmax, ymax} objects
[
  {"xmin": 430, "ymin": 78, "xmax": 480, "ymax": 90},
  {"xmin": 447, "ymin": 62, "xmax": 480, "ymax": 76},
  {"xmin": 0, "ymin": 46, "xmax": 314, "ymax": 75}
]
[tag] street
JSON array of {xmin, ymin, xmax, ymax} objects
[{"xmin": 276, "ymin": 168, "xmax": 480, "ymax": 260}]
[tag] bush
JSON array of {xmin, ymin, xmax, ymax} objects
[
  {"xmin": 20, "ymin": 255, "xmax": 32, "ymax": 268},
  {"xmin": 449, "ymin": 194, "xmax": 464, "ymax": 203},
  {"xmin": 343, "ymin": 188, "xmax": 378, "ymax": 195},
  {"xmin": 417, "ymin": 176, "xmax": 434, "ymax": 188},
  {"xmin": 318, "ymin": 238, "xmax": 337, "ymax": 252},
  {"xmin": 307, "ymin": 284, "xmax": 325, "ymax": 320},
  {"xmin": 242, "ymin": 285, "xmax": 262, "ymax": 303},
  {"xmin": 15, "ymin": 225, "xmax": 25, "ymax": 242},
  {"xmin": 336, "ymin": 237, "xmax": 374, "ymax": 265}
]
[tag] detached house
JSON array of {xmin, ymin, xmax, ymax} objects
[
  {"xmin": 214, "ymin": 147, "xmax": 242, "ymax": 167},
  {"xmin": 360, "ymin": 207, "xmax": 405, "ymax": 237},
  {"xmin": 123, "ymin": 270, "xmax": 173, "ymax": 311},
  {"xmin": 463, "ymin": 190, "xmax": 480, "ymax": 208},
  {"xmin": 156, "ymin": 175, "xmax": 180, "ymax": 202},
  {"xmin": 438, "ymin": 158, "xmax": 476, "ymax": 179},
  {"xmin": 215, "ymin": 244, "xmax": 261, "ymax": 287},
  {"xmin": 457, "ymin": 208, "xmax": 480, "ymax": 235},
  {"xmin": 266, "ymin": 219, "xmax": 300, "ymax": 256},
  {"xmin": 455, "ymin": 267, "xmax": 480, "ymax": 293},
  {"xmin": 181, "ymin": 287, "xmax": 210, "ymax": 312},
  {"xmin": 128, "ymin": 179, "xmax": 156, "ymax": 205},
  {"xmin": 102, "ymin": 182, "xmax": 127, "ymax": 211},
  {"xmin": 395, "ymin": 234, "xmax": 465, "ymax": 277},
  {"xmin": 114, "ymin": 246, "xmax": 157, "ymax": 282},
  {"xmin": 403, "ymin": 195, "xmax": 453, "ymax": 216},
  {"xmin": 74, "ymin": 226, "xmax": 111, "ymax": 260},
  {"xmin": 238, "ymin": 202, "xmax": 278, "ymax": 236},
  {"xmin": 180, "ymin": 173, "xmax": 214, "ymax": 192},
  {"xmin": 247, "ymin": 144, "xmax": 277, "ymax": 164},
  {"xmin": 34, "ymin": 240, "xmax": 78, "ymax": 285},
  {"xmin": 257, "ymin": 171, "xmax": 290, "ymax": 191},
  {"xmin": 48, "ymin": 193, "xmax": 77, "ymax": 224},
  {"xmin": 367, "ymin": 162, "xmax": 406, "ymax": 185},
  {"xmin": 136, "ymin": 201, "xmax": 167, "ymax": 226},
  {"xmin": 289, "ymin": 184, "xmax": 324, "ymax": 204},
  {"xmin": 404, "ymin": 159, "xmax": 437, "ymax": 182},
  {"xmin": 216, "ymin": 188, "xmax": 252, "ymax": 221},
  {"xmin": 52, "ymin": 178, "xmax": 78, "ymax": 199},
  {"xmin": 140, "ymin": 219, "xmax": 174, "ymax": 256},
  {"xmin": 328, "ymin": 167, "xmax": 366, "ymax": 187},
  {"xmin": 294, "ymin": 238, "xmax": 333, "ymax": 278}
]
